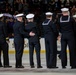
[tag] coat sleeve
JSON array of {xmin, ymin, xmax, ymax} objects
[
  {"xmin": 55, "ymin": 18, "xmax": 61, "ymax": 35},
  {"xmin": 2, "ymin": 23, "xmax": 8, "ymax": 38},
  {"xmin": 19, "ymin": 24, "xmax": 29, "ymax": 37},
  {"xmin": 70, "ymin": 17, "xmax": 76, "ymax": 32},
  {"xmin": 35, "ymin": 23, "xmax": 41, "ymax": 37},
  {"xmin": 50, "ymin": 21, "xmax": 59, "ymax": 37}
]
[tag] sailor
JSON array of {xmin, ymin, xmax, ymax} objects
[
  {"xmin": 58, "ymin": 8, "xmax": 76, "ymax": 69},
  {"xmin": 13, "ymin": 13, "xmax": 35, "ymax": 68},
  {"xmin": 25, "ymin": 14, "xmax": 42, "ymax": 68},
  {"xmin": 73, "ymin": 14, "xmax": 76, "ymax": 66},
  {"xmin": 42, "ymin": 12, "xmax": 58, "ymax": 68},
  {"xmin": 73, "ymin": 14, "xmax": 76, "ymax": 34},
  {"xmin": 0, "ymin": 14, "xmax": 12, "ymax": 68}
]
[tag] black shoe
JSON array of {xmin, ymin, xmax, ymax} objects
[
  {"xmin": 16, "ymin": 65, "xmax": 24, "ymax": 68},
  {"xmin": 53, "ymin": 66, "xmax": 58, "ymax": 68},
  {"xmin": 31, "ymin": 65, "xmax": 35, "ymax": 68},
  {"xmin": 37, "ymin": 66, "xmax": 43, "ymax": 68},
  {"xmin": 4, "ymin": 65, "xmax": 12, "ymax": 68},
  {"xmin": 47, "ymin": 66, "xmax": 58, "ymax": 69},
  {"xmin": 62, "ymin": 66, "xmax": 66, "ymax": 69},
  {"xmin": 71, "ymin": 66, "xmax": 76, "ymax": 69},
  {"xmin": 0, "ymin": 65, "xmax": 3, "ymax": 67}
]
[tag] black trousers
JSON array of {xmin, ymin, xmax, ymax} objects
[
  {"xmin": 0, "ymin": 50, "xmax": 2, "ymax": 66},
  {"xmin": 0, "ymin": 41, "xmax": 9, "ymax": 66},
  {"xmin": 44, "ymin": 33, "xmax": 57, "ymax": 67},
  {"xmin": 29, "ymin": 38, "xmax": 41, "ymax": 66},
  {"xmin": 61, "ymin": 32, "xmax": 76, "ymax": 67},
  {"xmin": 74, "ymin": 34, "xmax": 76, "ymax": 66},
  {"xmin": 14, "ymin": 38, "xmax": 24, "ymax": 67}
]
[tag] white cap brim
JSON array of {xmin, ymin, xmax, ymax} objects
[
  {"xmin": 3, "ymin": 13, "xmax": 12, "ymax": 18},
  {"xmin": 0, "ymin": 14, "xmax": 3, "ymax": 18},
  {"xmin": 73, "ymin": 15, "xmax": 76, "ymax": 18},
  {"xmin": 61, "ymin": 8, "xmax": 69, "ymax": 12},
  {"xmin": 45, "ymin": 12, "xmax": 53, "ymax": 16},
  {"xmin": 15, "ymin": 13, "xmax": 24, "ymax": 18},
  {"xmin": 26, "ymin": 14, "xmax": 34, "ymax": 19}
]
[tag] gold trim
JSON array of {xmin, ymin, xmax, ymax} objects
[{"xmin": 8, "ymin": 50, "xmax": 69, "ymax": 54}]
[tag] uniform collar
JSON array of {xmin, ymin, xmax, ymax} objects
[
  {"xmin": 60, "ymin": 16, "xmax": 70, "ymax": 23},
  {"xmin": 42, "ymin": 19, "xmax": 51, "ymax": 25}
]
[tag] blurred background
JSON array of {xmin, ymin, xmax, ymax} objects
[{"xmin": 0, "ymin": 0, "xmax": 76, "ymax": 38}]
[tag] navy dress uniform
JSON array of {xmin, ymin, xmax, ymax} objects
[
  {"xmin": 73, "ymin": 14, "xmax": 76, "ymax": 66},
  {"xmin": 58, "ymin": 8, "xmax": 76, "ymax": 69},
  {"xmin": 0, "ymin": 49, "xmax": 2, "ymax": 67},
  {"xmin": 0, "ymin": 14, "xmax": 12, "ymax": 68},
  {"xmin": 13, "ymin": 13, "xmax": 35, "ymax": 68},
  {"xmin": 26, "ymin": 14, "xmax": 42, "ymax": 68},
  {"xmin": 73, "ymin": 14, "xmax": 76, "ymax": 40},
  {"xmin": 13, "ymin": 13, "xmax": 29, "ymax": 68},
  {"xmin": 42, "ymin": 12, "xmax": 58, "ymax": 68}
]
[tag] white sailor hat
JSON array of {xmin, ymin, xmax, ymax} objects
[
  {"xmin": 26, "ymin": 14, "xmax": 34, "ymax": 19},
  {"xmin": 3, "ymin": 13, "xmax": 12, "ymax": 18},
  {"xmin": 61, "ymin": 8, "xmax": 69, "ymax": 12},
  {"xmin": 15, "ymin": 13, "xmax": 24, "ymax": 18},
  {"xmin": 0, "ymin": 14, "xmax": 3, "ymax": 18},
  {"xmin": 73, "ymin": 15, "xmax": 76, "ymax": 18},
  {"xmin": 45, "ymin": 12, "xmax": 53, "ymax": 16}
]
